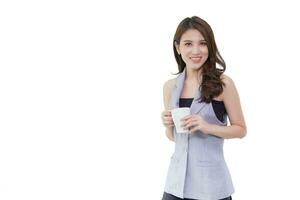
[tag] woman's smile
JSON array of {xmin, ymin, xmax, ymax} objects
[{"xmin": 190, "ymin": 56, "xmax": 202, "ymax": 63}]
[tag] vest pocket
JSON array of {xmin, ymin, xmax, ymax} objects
[
  {"xmin": 197, "ymin": 160, "xmax": 224, "ymax": 167},
  {"xmin": 200, "ymin": 164, "xmax": 226, "ymax": 194}
]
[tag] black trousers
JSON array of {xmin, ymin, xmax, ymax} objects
[{"xmin": 162, "ymin": 192, "xmax": 232, "ymax": 200}]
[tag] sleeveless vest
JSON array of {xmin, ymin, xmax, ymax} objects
[{"xmin": 163, "ymin": 68, "xmax": 235, "ymax": 200}]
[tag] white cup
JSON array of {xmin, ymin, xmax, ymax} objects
[{"xmin": 171, "ymin": 107, "xmax": 191, "ymax": 133}]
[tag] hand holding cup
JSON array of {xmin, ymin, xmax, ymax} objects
[{"xmin": 161, "ymin": 110, "xmax": 175, "ymax": 128}]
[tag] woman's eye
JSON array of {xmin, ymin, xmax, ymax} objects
[
  {"xmin": 184, "ymin": 43, "xmax": 192, "ymax": 46},
  {"xmin": 200, "ymin": 42, "xmax": 207, "ymax": 45}
]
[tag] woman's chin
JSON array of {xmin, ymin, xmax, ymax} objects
[{"xmin": 187, "ymin": 64, "xmax": 203, "ymax": 70}]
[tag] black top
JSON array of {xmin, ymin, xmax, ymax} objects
[{"xmin": 179, "ymin": 97, "xmax": 227, "ymax": 123}]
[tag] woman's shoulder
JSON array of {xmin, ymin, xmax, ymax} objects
[
  {"xmin": 220, "ymin": 73, "xmax": 234, "ymax": 88},
  {"xmin": 163, "ymin": 78, "xmax": 177, "ymax": 109},
  {"xmin": 163, "ymin": 78, "xmax": 176, "ymax": 91},
  {"xmin": 219, "ymin": 73, "xmax": 236, "ymax": 101}
]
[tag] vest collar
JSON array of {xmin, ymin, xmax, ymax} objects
[{"xmin": 172, "ymin": 68, "xmax": 207, "ymax": 114}]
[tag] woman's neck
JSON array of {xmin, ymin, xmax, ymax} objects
[{"xmin": 185, "ymin": 67, "xmax": 203, "ymax": 84}]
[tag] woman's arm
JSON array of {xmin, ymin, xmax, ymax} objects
[
  {"xmin": 204, "ymin": 75, "xmax": 247, "ymax": 139},
  {"xmin": 163, "ymin": 78, "xmax": 176, "ymax": 142}
]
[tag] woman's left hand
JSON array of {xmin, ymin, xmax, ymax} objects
[{"xmin": 180, "ymin": 114, "xmax": 210, "ymax": 134}]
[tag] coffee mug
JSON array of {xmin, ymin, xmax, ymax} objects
[{"xmin": 171, "ymin": 107, "xmax": 191, "ymax": 133}]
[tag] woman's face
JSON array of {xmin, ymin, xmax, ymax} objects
[{"xmin": 175, "ymin": 29, "xmax": 209, "ymax": 70}]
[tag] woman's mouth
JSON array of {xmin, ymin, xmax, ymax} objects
[{"xmin": 190, "ymin": 56, "xmax": 202, "ymax": 63}]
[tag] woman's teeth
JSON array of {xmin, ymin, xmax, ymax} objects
[{"xmin": 190, "ymin": 57, "xmax": 201, "ymax": 62}]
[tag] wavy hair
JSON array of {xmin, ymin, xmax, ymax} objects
[{"xmin": 172, "ymin": 16, "xmax": 226, "ymax": 103}]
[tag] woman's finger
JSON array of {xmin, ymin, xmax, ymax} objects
[
  {"xmin": 163, "ymin": 116, "xmax": 173, "ymax": 120},
  {"xmin": 164, "ymin": 121, "xmax": 174, "ymax": 126}
]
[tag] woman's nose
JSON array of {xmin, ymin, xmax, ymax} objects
[{"xmin": 192, "ymin": 46, "xmax": 201, "ymax": 54}]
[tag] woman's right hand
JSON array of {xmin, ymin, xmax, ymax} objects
[{"xmin": 161, "ymin": 110, "xmax": 174, "ymax": 128}]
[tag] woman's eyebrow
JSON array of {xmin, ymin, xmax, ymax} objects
[{"xmin": 182, "ymin": 39, "xmax": 206, "ymax": 42}]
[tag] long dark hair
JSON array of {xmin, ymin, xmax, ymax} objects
[{"xmin": 172, "ymin": 16, "xmax": 226, "ymax": 103}]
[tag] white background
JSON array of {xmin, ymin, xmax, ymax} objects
[{"xmin": 1, "ymin": 0, "xmax": 300, "ymax": 199}]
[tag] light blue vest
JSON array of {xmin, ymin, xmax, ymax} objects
[{"xmin": 164, "ymin": 68, "xmax": 234, "ymax": 200}]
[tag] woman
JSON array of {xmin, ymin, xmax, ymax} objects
[{"xmin": 161, "ymin": 16, "xmax": 247, "ymax": 200}]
